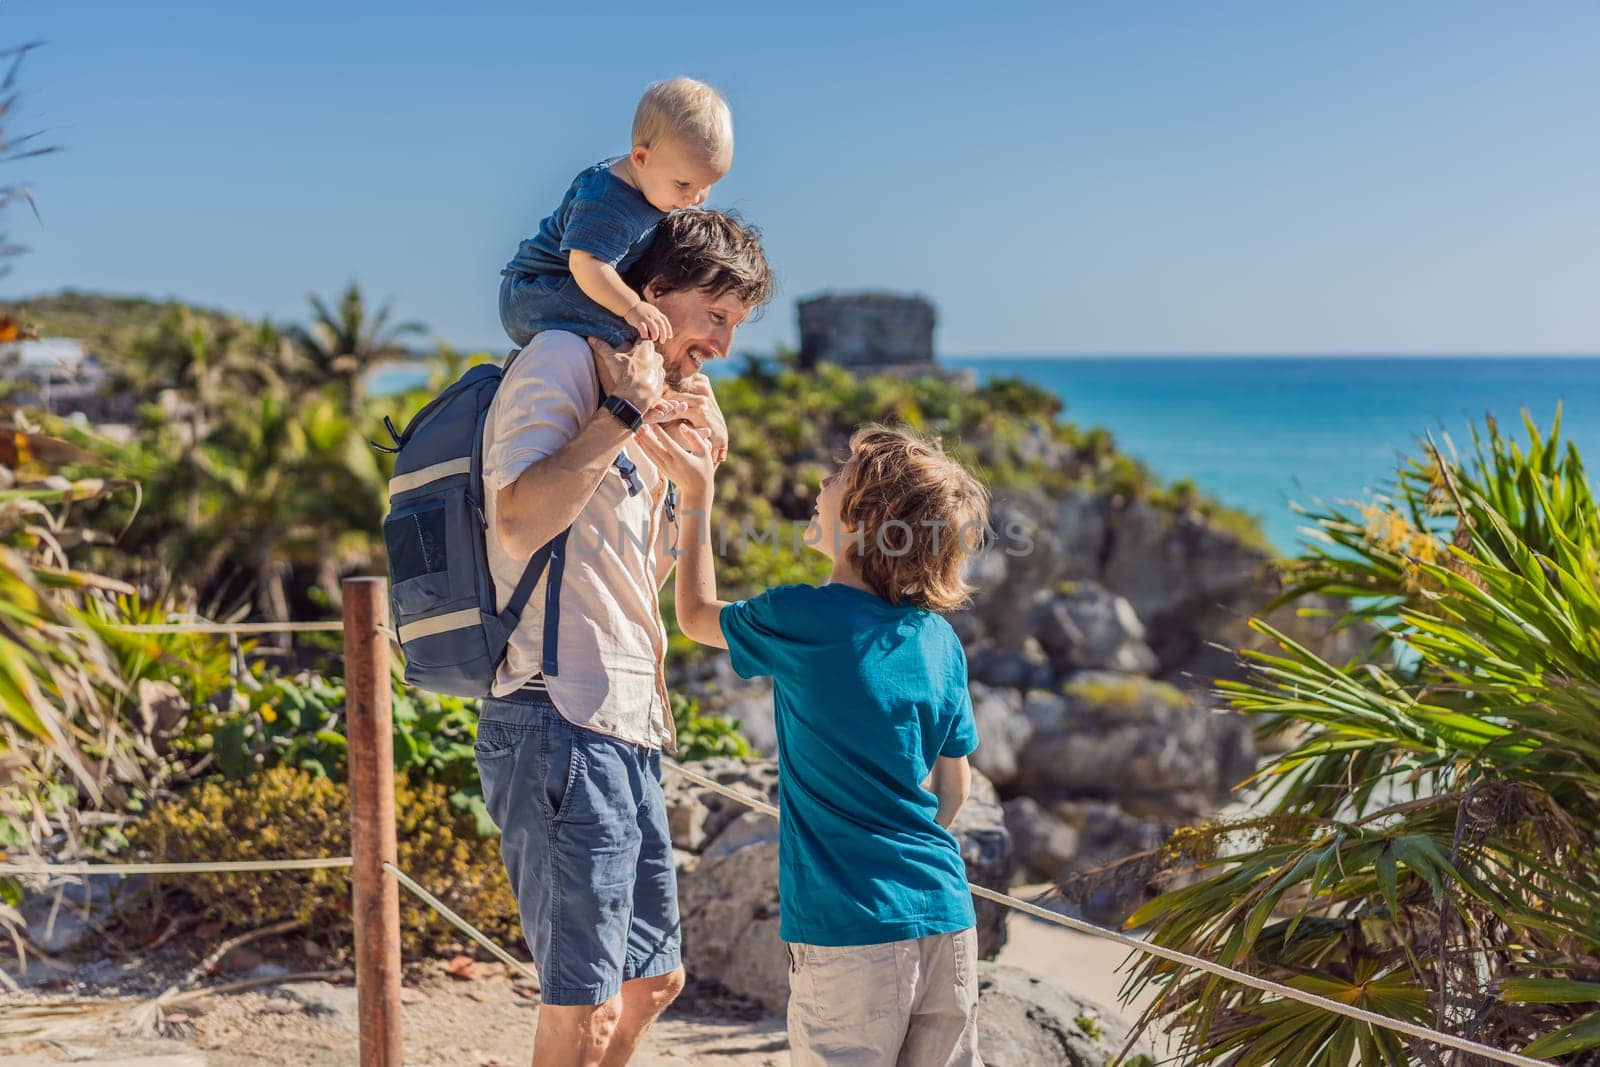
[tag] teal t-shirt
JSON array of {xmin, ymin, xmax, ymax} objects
[{"xmin": 719, "ymin": 582, "xmax": 979, "ymax": 947}]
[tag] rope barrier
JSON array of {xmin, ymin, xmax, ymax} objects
[
  {"xmin": 38, "ymin": 610, "xmax": 1551, "ymax": 1064},
  {"xmin": 113, "ymin": 621, "xmax": 347, "ymax": 635},
  {"xmin": 0, "ymin": 857, "xmax": 352, "ymax": 876},
  {"xmin": 5, "ymin": 763, "xmax": 1553, "ymax": 1064},
  {"xmin": 382, "ymin": 862, "xmax": 539, "ymax": 985},
  {"xmin": 658, "ymin": 758, "xmax": 1553, "ymax": 1067}
]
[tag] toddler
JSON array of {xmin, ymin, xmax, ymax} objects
[
  {"xmin": 638, "ymin": 422, "xmax": 990, "ymax": 1067},
  {"xmin": 499, "ymin": 77, "xmax": 732, "ymax": 349}
]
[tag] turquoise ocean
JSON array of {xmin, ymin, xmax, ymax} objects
[
  {"xmin": 375, "ymin": 355, "xmax": 1600, "ymax": 554},
  {"xmin": 948, "ymin": 356, "xmax": 1600, "ymax": 552}
]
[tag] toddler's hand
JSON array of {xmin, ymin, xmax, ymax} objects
[{"xmin": 626, "ymin": 301, "xmax": 674, "ymax": 343}]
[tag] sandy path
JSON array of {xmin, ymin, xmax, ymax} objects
[
  {"xmin": 0, "ymin": 974, "xmax": 789, "ymax": 1067},
  {"xmin": 3, "ymin": 897, "xmax": 1178, "ymax": 1066}
]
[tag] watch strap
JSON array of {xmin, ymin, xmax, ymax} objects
[{"xmin": 600, "ymin": 393, "xmax": 643, "ymax": 432}]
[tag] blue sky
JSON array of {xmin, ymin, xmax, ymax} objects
[{"xmin": 2, "ymin": 1, "xmax": 1597, "ymax": 358}]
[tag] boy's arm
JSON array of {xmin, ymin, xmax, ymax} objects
[
  {"xmin": 672, "ymin": 485, "xmax": 730, "ymax": 649},
  {"xmin": 569, "ymin": 251, "xmax": 672, "ymax": 341},
  {"xmin": 930, "ymin": 755, "xmax": 972, "ymax": 829},
  {"xmin": 632, "ymin": 423, "xmax": 729, "ymax": 648}
]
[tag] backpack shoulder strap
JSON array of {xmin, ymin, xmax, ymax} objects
[{"xmin": 497, "ymin": 537, "xmax": 555, "ymax": 632}]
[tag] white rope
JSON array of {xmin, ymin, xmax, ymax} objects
[
  {"xmin": 109, "ymin": 618, "xmax": 405, "ymax": 646},
  {"xmin": 0, "ymin": 857, "xmax": 353, "ymax": 876},
  {"xmin": 383, "ymin": 862, "xmax": 539, "ymax": 985},
  {"xmin": 113, "ymin": 621, "xmax": 347, "ymax": 635},
  {"xmin": 659, "ymin": 759, "xmax": 1553, "ymax": 1067}
]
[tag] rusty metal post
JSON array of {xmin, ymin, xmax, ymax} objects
[{"xmin": 344, "ymin": 577, "xmax": 402, "ymax": 1067}]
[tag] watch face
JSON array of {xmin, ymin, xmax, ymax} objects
[{"xmin": 606, "ymin": 395, "xmax": 642, "ymax": 429}]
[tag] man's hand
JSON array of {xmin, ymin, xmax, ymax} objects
[
  {"xmin": 625, "ymin": 301, "xmax": 674, "ymax": 343},
  {"xmin": 587, "ymin": 337, "xmax": 687, "ymax": 424},
  {"xmin": 635, "ymin": 422, "xmax": 716, "ymax": 497},
  {"xmin": 664, "ymin": 373, "xmax": 729, "ymax": 464}
]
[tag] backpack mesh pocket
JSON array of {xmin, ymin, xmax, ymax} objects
[{"xmin": 383, "ymin": 501, "xmax": 458, "ymax": 617}]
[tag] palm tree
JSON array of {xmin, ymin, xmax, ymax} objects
[
  {"xmin": 1120, "ymin": 410, "xmax": 1600, "ymax": 1064},
  {"xmin": 157, "ymin": 390, "xmax": 386, "ymax": 627},
  {"xmin": 293, "ymin": 283, "xmax": 424, "ymax": 417}
]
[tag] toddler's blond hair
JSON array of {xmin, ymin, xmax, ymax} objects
[{"xmin": 632, "ymin": 77, "xmax": 733, "ymax": 163}]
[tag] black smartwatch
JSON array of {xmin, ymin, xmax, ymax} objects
[{"xmin": 600, "ymin": 394, "xmax": 644, "ymax": 432}]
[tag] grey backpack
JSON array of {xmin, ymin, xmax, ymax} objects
[
  {"xmin": 378, "ymin": 362, "xmax": 556, "ymax": 697},
  {"xmin": 380, "ymin": 356, "xmax": 649, "ymax": 697}
]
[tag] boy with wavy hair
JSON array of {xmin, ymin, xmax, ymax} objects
[
  {"xmin": 500, "ymin": 76, "xmax": 734, "ymax": 349},
  {"xmin": 637, "ymin": 422, "xmax": 989, "ymax": 1066}
]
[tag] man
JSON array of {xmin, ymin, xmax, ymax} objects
[{"xmin": 473, "ymin": 209, "xmax": 774, "ymax": 1067}]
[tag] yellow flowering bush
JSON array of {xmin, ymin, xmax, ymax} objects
[{"xmin": 128, "ymin": 766, "xmax": 521, "ymax": 955}]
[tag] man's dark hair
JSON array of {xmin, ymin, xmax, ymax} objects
[{"xmin": 625, "ymin": 209, "xmax": 775, "ymax": 316}]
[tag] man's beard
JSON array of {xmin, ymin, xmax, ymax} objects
[{"xmin": 664, "ymin": 345, "xmax": 709, "ymax": 390}]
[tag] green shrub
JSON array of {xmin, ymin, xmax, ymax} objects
[
  {"xmin": 127, "ymin": 766, "xmax": 520, "ymax": 955},
  {"xmin": 1124, "ymin": 412, "xmax": 1600, "ymax": 1063},
  {"xmin": 671, "ymin": 692, "xmax": 755, "ymax": 762},
  {"xmin": 195, "ymin": 669, "xmax": 491, "ymax": 835}
]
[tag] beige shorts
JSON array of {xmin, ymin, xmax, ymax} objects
[{"xmin": 785, "ymin": 927, "xmax": 980, "ymax": 1067}]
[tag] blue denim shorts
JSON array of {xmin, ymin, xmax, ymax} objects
[
  {"xmin": 498, "ymin": 270, "xmax": 634, "ymax": 350},
  {"xmin": 473, "ymin": 691, "xmax": 681, "ymax": 1005}
]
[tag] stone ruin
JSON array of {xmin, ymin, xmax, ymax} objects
[{"xmin": 796, "ymin": 291, "xmax": 937, "ymax": 371}]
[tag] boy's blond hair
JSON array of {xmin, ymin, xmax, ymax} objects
[
  {"xmin": 837, "ymin": 425, "xmax": 990, "ymax": 613},
  {"xmin": 632, "ymin": 76, "xmax": 733, "ymax": 162}
]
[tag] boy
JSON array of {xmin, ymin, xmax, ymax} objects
[
  {"xmin": 635, "ymin": 422, "xmax": 989, "ymax": 1066},
  {"xmin": 500, "ymin": 77, "xmax": 733, "ymax": 349}
]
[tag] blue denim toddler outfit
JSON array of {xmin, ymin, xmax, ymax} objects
[{"xmin": 500, "ymin": 158, "xmax": 667, "ymax": 349}]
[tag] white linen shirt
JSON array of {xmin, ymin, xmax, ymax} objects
[{"xmin": 481, "ymin": 330, "xmax": 675, "ymax": 750}]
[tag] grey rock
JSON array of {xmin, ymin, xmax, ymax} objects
[
  {"xmin": 1002, "ymin": 797, "xmax": 1079, "ymax": 884},
  {"xmin": 946, "ymin": 608, "xmax": 987, "ymax": 646},
  {"xmin": 967, "ymin": 682, "xmax": 1030, "ymax": 789},
  {"xmin": 1016, "ymin": 672, "xmax": 1247, "ymax": 823},
  {"xmin": 964, "ymin": 539, "xmax": 1011, "ymax": 600},
  {"xmin": 1028, "ymin": 582, "xmax": 1158, "ymax": 676},
  {"xmin": 977, "ymin": 962, "xmax": 1156, "ymax": 1067},
  {"xmin": 1054, "ymin": 490, "xmax": 1115, "ymax": 570},
  {"xmin": 661, "ymin": 757, "xmax": 780, "ymax": 853},
  {"xmin": 720, "ymin": 692, "xmax": 776, "ymax": 755},
  {"xmin": 279, "ymin": 980, "xmax": 359, "ymax": 1030},
  {"xmin": 667, "ymin": 792, "xmax": 713, "ymax": 852},
  {"xmin": 969, "ymin": 639, "xmax": 1055, "ymax": 692},
  {"xmin": 978, "ymin": 492, "xmax": 1074, "ymax": 648},
  {"xmin": 967, "ymin": 488, "xmax": 1279, "ymax": 678},
  {"xmin": 703, "ymin": 810, "xmax": 779, "ymax": 862},
  {"xmin": 1099, "ymin": 500, "xmax": 1267, "ymax": 670},
  {"xmin": 679, "ymin": 831, "xmax": 789, "ymax": 1013},
  {"xmin": 20, "ymin": 875, "xmax": 131, "ymax": 955},
  {"xmin": 1051, "ymin": 800, "xmax": 1170, "ymax": 926},
  {"xmin": 1019, "ymin": 689, "xmax": 1071, "ymax": 732}
]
